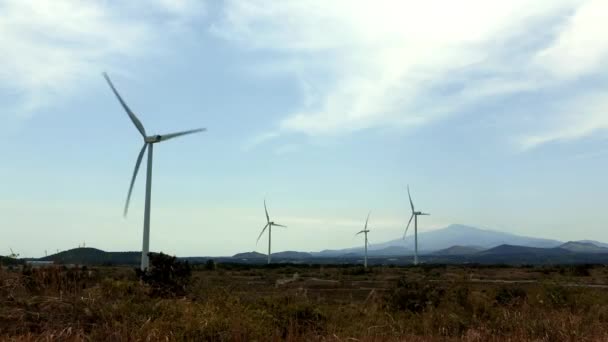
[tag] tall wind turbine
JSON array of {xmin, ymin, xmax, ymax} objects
[
  {"xmin": 256, "ymin": 199, "xmax": 286, "ymax": 264},
  {"xmin": 103, "ymin": 72, "xmax": 206, "ymax": 271},
  {"xmin": 403, "ymin": 185, "xmax": 429, "ymax": 265},
  {"xmin": 355, "ymin": 211, "xmax": 372, "ymax": 268}
]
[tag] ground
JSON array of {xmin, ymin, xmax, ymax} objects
[{"xmin": 2, "ymin": 263, "xmax": 608, "ymax": 341}]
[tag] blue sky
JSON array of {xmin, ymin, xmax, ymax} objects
[{"xmin": 1, "ymin": 0, "xmax": 607, "ymax": 257}]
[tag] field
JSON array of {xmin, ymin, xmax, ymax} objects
[{"xmin": 2, "ymin": 260, "xmax": 608, "ymax": 341}]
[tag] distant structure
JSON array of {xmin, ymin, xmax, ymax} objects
[
  {"xmin": 256, "ymin": 199, "xmax": 287, "ymax": 264},
  {"xmin": 8, "ymin": 248, "xmax": 19, "ymax": 259},
  {"xmin": 356, "ymin": 211, "xmax": 372, "ymax": 268},
  {"xmin": 103, "ymin": 73, "xmax": 206, "ymax": 271},
  {"xmin": 404, "ymin": 185, "xmax": 430, "ymax": 265}
]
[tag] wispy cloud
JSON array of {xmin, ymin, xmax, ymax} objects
[
  {"xmin": 0, "ymin": 0, "xmax": 204, "ymax": 117},
  {"xmin": 213, "ymin": 0, "xmax": 608, "ymax": 148},
  {"xmin": 519, "ymin": 92, "xmax": 608, "ymax": 150}
]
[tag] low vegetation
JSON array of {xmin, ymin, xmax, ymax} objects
[{"xmin": 2, "ymin": 261, "xmax": 608, "ymax": 340}]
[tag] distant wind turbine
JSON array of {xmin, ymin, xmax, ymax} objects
[
  {"xmin": 256, "ymin": 199, "xmax": 286, "ymax": 264},
  {"xmin": 8, "ymin": 248, "xmax": 19, "ymax": 259},
  {"xmin": 403, "ymin": 185, "xmax": 429, "ymax": 265},
  {"xmin": 355, "ymin": 211, "xmax": 372, "ymax": 268},
  {"xmin": 103, "ymin": 72, "xmax": 206, "ymax": 271}
]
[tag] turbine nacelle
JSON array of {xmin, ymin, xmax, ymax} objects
[{"xmin": 144, "ymin": 135, "xmax": 163, "ymax": 143}]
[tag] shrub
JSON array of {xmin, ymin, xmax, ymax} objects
[
  {"xmin": 135, "ymin": 252, "xmax": 191, "ymax": 297},
  {"xmin": 544, "ymin": 285, "xmax": 571, "ymax": 308},
  {"xmin": 260, "ymin": 297, "xmax": 326, "ymax": 337},
  {"xmin": 570, "ymin": 264, "xmax": 592, "ymax": 277},
  {"xmin": 385, "ymin": 278, "xmax": 444, "ymax": 313},
  {"xmin": 494, "ymin": 286, "xmax": 527, "ymax": 306},
  {"xmin": 204, "ymin": 259, "xmax": 217, "ymax": 271}
]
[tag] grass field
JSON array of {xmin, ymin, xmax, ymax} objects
[{"xmin": 2, "ymin": 261, "xmax": 608, "ymax": 341}]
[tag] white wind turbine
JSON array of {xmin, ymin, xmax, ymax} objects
[
  {"xmin": 256, "ymin": 199, "xmax": 286, "ymax": 264},
  {"xmin": 355, "ymin": 211, "xmax": 372, "ymax": 268},
  {"xmin": 403, "ymin": 185, "xmax": 429, "ymax": 265},
  {"xmin": 103, "ymin": 72, "xmax": 206, "ymax": 271}
]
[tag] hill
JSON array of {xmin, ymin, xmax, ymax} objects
[
  {"xmin": 560, "ymin": 241, "xmax": 608, "ymax": 253},
  {"xmin": 232, "ymin": 251, "xmax": 266, "ymax": 259},
  {"xmin": 40, "ymin": 248, "xmax": 140, "ymax": 265},
  {"xmin": 478, "ymin": 244, "xmax": 568, "ymax": 256},
  {"xmin": 432, "ymin": 245, "xmax": 484, "ymax": 256},
  {"xmin": 271, "ymin": 251, "xmax": 312, "ymax": 259}
]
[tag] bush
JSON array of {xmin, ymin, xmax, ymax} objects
[
  {"xmin": 544, "ymin": 285, "xmax": 571, "ymax": 308},
  {"xmin": 135, "ymin": 252, "xmax": 191, "ymax": 297},
  {"xmin": 570, "ymin": 264, "xmax": 592, "ymax": 277},
  {"xmin": 260, "ymin": 297, "xmax": 326, "ymax": 337},
  {"xmin": 385, "ymin": 278, "xmax": 444, "ymax": 313},
  {"xmin": 204, "ymin": 259, "xmax": 217, "ymax": 271},
  {"xmin": 495, "ymin": 286, "xmax": 527, "ymax": 306}
]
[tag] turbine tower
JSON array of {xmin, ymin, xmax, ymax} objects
[
  {"xmin": 356, "ymin": 211, "xmax": 372, "ymax": 268},
  {"xmin": 256, "ymin": 199, "xmax": 286, "ymax": 264},
  {"xmin": 403, "ymin": 185, "xmax": 429, "ymax": 265},
  {"xmin": 103, "ymin": 72, "xmax": 206, "ymax": 271}
]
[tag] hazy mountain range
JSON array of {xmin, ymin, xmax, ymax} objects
[{"xmin": 6, "ymin": 224, "xmax": 608, "ymax": 266}]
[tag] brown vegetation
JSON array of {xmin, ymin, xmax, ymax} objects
[{"xmin": 2, "ymin": 262, "xmax": 608, "ymax": 341}]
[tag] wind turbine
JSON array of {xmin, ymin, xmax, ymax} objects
[
  {"xmin": 256, "ymin": 199, "xmax": 286, "ymax": 264},
  {"xmin": 355, "ymin": 211, "xmax": 372, "ymax": 268},
  {"xmin": 403, "ymin": 185, "xmax": 429, "ymax": 265},
  {"xmin": 8, "ymin": 248, "xmax": 19, "ymax": 259},
  {"xmin": 103, "ymin": 72, "xmax": 206, "ymax": 271}
]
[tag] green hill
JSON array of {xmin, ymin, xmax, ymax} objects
[{"xmin": 40, "ymin": 248, "xmax": 141, "ymax": 266}]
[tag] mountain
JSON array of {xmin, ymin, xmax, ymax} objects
[
  {"xmin": 432, "ymin": 245, "xmax": 484, "ymax": 256},
  {"xmin": 576, "ymin": 240, "xmax": 608, "ymax": 249},
  {"xmin": 328, "ymin": 224, "xmax": 563, "ymax": 255},
  {"xmin": 559, "ymin": 241, "xmax": 608, "ymax": 253},
  {"xmin": 314, "ymin": 245, "xmax": 411, "ymax": 257},
  {"xmin": 369, "ymin": 246, "xmax": 411, "ymax": 256}
]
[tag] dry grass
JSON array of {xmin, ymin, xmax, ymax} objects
[{"xmin": 2, "ymin": 264, "xmax": 608, "ymax": 341}]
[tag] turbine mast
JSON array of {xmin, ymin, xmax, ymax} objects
[
  {"xmin": 414, "ymin": 214, "xmax": 418, "ymax": 265},
  {"xmin": 268, "ymin": 224, "xmax": 272, "ymax": 264},
  {"xmin": 142, "ymin": 143, "xmax": 153, "ymax": 270},
  {"xmin": 364, "ymin": 231, "xmax": 368, "ymax": 269}
]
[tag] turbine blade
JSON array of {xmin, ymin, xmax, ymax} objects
[
  {"xmin": 264, "ymin": 199, "xmax": 270, "ymax": 223},
  {"xmin": 407, "ymin": 185, "xmax": 415, "ymax": 212},
  {"xmin": 124, "ymin": 143, "xmax": 148, "ymax": 217},
  {"xmin": 403, "ymin": 214, "xmax": 414, "ymax": 239},
  {"xmin": 420, "ymin": 212, "xmax": 430, "ymax": 216},
  {"xmin": 355, "ymin": 230, "xmax": 365, "ymax": 236},
  {"xmin": 158, "ymin": 128, "xmax": 206, "ymax": 142},
  {"xmin": 365, "ymin": 211, "xmax": 371, "ymax": 230},
  {"xmin": 103, "ymin": 72, "xmax": 146, "ymax": 137},
  {"xmin": 273, "ymin": 223, "xmax": 287, "ymax": 228},
  {"xmin": 256, "ymin": 223, "xmax": 269, "ymax": 244}
]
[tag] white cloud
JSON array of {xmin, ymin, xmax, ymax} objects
[
  {"xmin": 0, "ymin": 0, "xmax": 203, "ymax": 116},
  {"xmin": 534, "ymin": 0, "xmax": 608, "ymax": 80},
  {"xmin": 213, "ymin": 0, "xmax": 608, "ymax": 147},
  {"xmin": 519, "ymin": 93, "xmax": 608, "ymax": 150}
]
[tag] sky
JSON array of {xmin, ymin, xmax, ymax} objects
[{"xmin": 1, "ymin": 0, "xmax": 607, "ymax": 258}]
